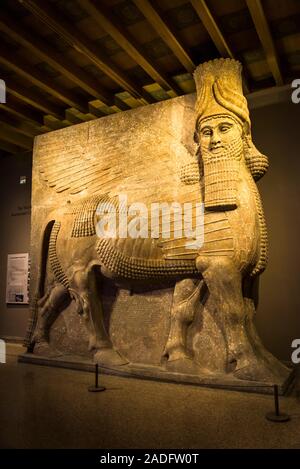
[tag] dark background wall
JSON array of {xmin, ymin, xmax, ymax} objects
[
  {"xmin": 251, "ymin": 100, "xmax": 300, "ymax": 361},
  {"xmin": 0, "ymin": 151, "xmax": 32, "ymax": 339},
  {"xmin": 0, "ymin": 97, "xmax": 299, "ymax": 361}
]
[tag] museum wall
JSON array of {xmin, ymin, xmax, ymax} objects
[
  {"xmin": 0, "ymin": 97, "xmax": 299, "ymax": 362},
  {"xmin": 0, "ymin": 151, "xmax": 31, "ymax": 340},
  {"xmin": 251, "ymin": 100, "xmax": 300, "ymax": 362}
]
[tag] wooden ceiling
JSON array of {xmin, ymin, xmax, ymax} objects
[{"xmin": 0, "ymin": 0, "xmax": 299, "ymax": 156}]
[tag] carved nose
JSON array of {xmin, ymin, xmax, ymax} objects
[
  {"xmin": 210, "ymin": 134, "xmax": 221, "ymax": 147},
  {"xmin": 211, "ymin": 133, "xmax": 220, "ymax": 143}
]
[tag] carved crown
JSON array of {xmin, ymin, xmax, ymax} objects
[{"xmin": 193, "ymin": 58, "xmax": 250, "ymax": 132}]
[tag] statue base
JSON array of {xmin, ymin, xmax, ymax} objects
[{"xmin": 18, "ymin": 351, "xmax": 295, "ymax": 395}]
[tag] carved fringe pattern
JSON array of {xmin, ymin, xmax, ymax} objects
[
  {"xmin": 49, "ymin": 222, "xmax": 70, "ymax": 288},
  {"xmin": 96, "ymin": 239, "xmax": 198, "ymax": 279},
  {"xmin": 23, "ymin": 221, "xmax": 69, "ymax": 347},
  {"xmin": 180, "ymin": 161, "xmax": 200, "ymax": 185},
  {"xmin": 69, "ymin": 195, "xmax": 117, "ymax": 238},
  {"xmin": 203, "ymin": 158, "xmax": 240, "ymax": 210},
  {"xmin": 247, "ymin": 174, "xmax": 268, "ymax": 276},
  {"xmin": 200, "ymin": 131, "xmax": 243, "ymax": 210}
]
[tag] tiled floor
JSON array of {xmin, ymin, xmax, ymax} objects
[{"xmin": 0, "ymin": 344, "xmax": 299, "ymax": 449}]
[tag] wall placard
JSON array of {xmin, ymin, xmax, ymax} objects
[{"xmin": 6, "ymin": 253, "xmax": 29, "ymax": 304}]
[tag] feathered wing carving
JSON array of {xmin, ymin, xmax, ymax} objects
[{"xmin": 35, "ymin": 98, "xmax": 200, "ymax": 208}]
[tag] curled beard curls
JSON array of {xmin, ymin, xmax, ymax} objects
[{"xmin": 242, "ymin": 133, "xmax": 269, "ymax": 181}]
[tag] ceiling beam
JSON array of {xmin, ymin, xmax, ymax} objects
[
  {"xmin": 190, "ymin": 0, "xmax": 234, "ymax": 58},
  {"xmin": 0, "ymin": 45, "xmax": 88, "ymax": 113},
  {"xmin": 133, "ymin": 0, "xmax": 195, "ymax": 73},
  {"xmin": 88, "ymin": 103, "xmax": 106, "ymax": 118},
  {"xmin": 246, "ymin": 0, "xmax": 283, "ymax": 85},
  {"xmin": 0, "ymin": 139, "xmax": 23, "ymax": 154},
  {"xmin": 19, "ymin": 0, "xmax": 155, "ymax": 104},
  {"xmin": 0, "ymin": 111, "xmax": 43, "ymax": 137},
  {"xmin": 78, "ymin": 0, "xmax": 181, "ymax": 95},
  {"xmin": 43, "ymin": 115, "xmax": 71, "ymax": 130},
  {"xmin": 4, "ymin": 76, "xmax": 64, "ymax": 119},
  {"xmin": 0, "ymin": 122, "xmax": 33, "ymax": 149},
  {"xmin": 190, "ymin": 0, "xmax": 249, "ymax": 93},
  {"xmin": 0, "ymin": 95, "xmax": 44, "ymax": 125},
  {"xmin": 0, "ymin": 8, "xmax": 113, "ymax": 106}
]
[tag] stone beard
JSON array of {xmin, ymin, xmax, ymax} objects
[{"xmin": 198, "ymin": 115, "xmax": 244, "ymax": 211}]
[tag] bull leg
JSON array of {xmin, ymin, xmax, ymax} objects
[
  {"xmin": 196, "ymin": 256, "xmax": 257, "ymax": 375},
  {"xmin": 33, "ymin": 283, "xmax": 71, "ymax": 347},
  {"xmin": 70, "ymin": 266, "xmax": 128, "ymax": 366},
  {"xmin": 163, "ymin": 278, "xmax": 203, "ymax": 363}
]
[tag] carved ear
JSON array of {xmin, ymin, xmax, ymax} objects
[
  {"xmin": 242, "ymin": 121, "xmax": 250, "ymax": 136},
  {"xmin": 193, "ymin": 129, "xmax": 199, "ymax": 144}
]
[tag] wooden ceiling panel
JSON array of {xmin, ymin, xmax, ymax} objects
[
  {"xmin": 225, "ymin": 29, "xmax": 261, "ymax": 54},
  {"xmin": 205, "ymin": 0, "xmax": 246, "ymax": 17},
  {"xmin": 110, "ymin": 50, "xmax": 147, "ymax": 73},
  {"xmin": 127, "ymin": 19, "xmax": 160, "ymax": 44},
  {"xmin": 158, "ymin": 0, "xmax": 189, "ymax": 10},
  {"xmin": 270, "ymin": 13, "xmax": 300, "ymax": 41},
  {"xmin": 176, "ymin": 23, "xmax": 212, "ymax": 48},
  {"xmin": 49, "ymin": 0, "xmax": 90, "ymax": 23},
  {"xmin": 243, "ymin": 56, "xmax": 272, "ymax": 82},
  {"xmin": 109, "ymin": 0, "xmax": 146, "ymax": 27},
  {"xmin": 217, "ymin": 8, "xmax": 254, "ymax": 36},
  {"xmin": 276, "ymin": 32, "xmax": 300, "ymax": 56},
  {"xmin": 263, "ymin": 0, "xmax": 300, "ymax": 21},
  {"xmin": 66, "ymin": 15, "xmax": 108, "ymax": 41},
  {"xmin": 160, "ymin": 2, "xmax": 202, "ymax": 31},
  {"xmin": 154, "ymin": 54, "xmax": 184, "ymax": 76}
]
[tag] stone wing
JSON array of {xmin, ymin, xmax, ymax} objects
[{"xmin": 34, "ymin": 97, "xmax": 198, "ymax": 203}]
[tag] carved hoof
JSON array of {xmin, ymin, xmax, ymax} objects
[
  {"xmin": 94, "ymin": 348, "xmax": 129, "ymax": 367},
  {"xmin": 165, "ymin": 357, "xmax": 201, "ymax": 375},
  {"xmin": 233, "ymin": 359, "xmax": 290, "ymax": 384},
  {"xmin": 33, "ymin": 341, "xmax": 62, "ymax": 357},
  {"xmin": 32, "ymin": 330, "xmax": 47, "ymax": 344},
  {"xmin": 163, "ymin": 345, "xmax": 189, "ymax": 362}
]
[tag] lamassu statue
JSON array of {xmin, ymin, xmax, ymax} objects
[{"xmin": 24, "ymin": 59, "xmax": 291, "ymax": 390}]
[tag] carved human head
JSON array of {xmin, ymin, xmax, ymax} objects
[
  {"xmin": 198, "ymin": 114, "xmax": 243, "ymax": 160},
  {"xmin": 193, "ymin": 59, "xmax": 268, "ymax": 180}
]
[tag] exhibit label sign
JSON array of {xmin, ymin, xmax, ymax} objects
[{"xmin": 6, "ymin": 253, "xmax": 29, "ymax": 304}]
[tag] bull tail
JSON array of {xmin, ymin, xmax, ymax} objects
[{"xmin": 24, "ymin": 220, "xmax": 55, "ymax": 351}]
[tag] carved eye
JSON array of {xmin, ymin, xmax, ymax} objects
[
  {"xmin": 219, "ymin": 124, "xmax": 231, "ymax": 132},
  {"xmin": 202, "ymin": 128, "xmax": 212, "ymax": 136}
]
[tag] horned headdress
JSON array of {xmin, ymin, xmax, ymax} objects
[{"xmin": 194, "ymin": 58, "xmax": 268, "ymax": 182}]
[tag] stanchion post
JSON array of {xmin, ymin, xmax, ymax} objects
[
  {"xmin": 265, "ymin": 384, "xmax": 290, "ymax": 422},
  {"xmin": 88, "ymin": 363, "xmax": 106, "ymax": 393},
  {"xmin": 95, "ymin": 363, "xmax": 99, "ymax": 388}
]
